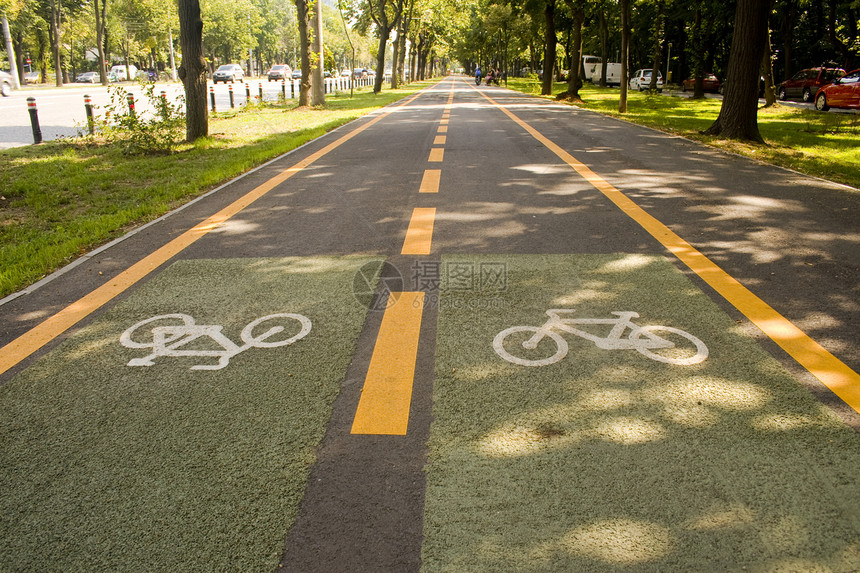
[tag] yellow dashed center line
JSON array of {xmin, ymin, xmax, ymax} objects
[
  {"xmin": 470, "ymin": 79, "xmax": 860, "ymax": 414},
  {"xmin": 354, "ymin": 82, "xmax": 455, "ymax": 435},
  {"xmin": 351, "ymin": 292, "xmax": 426, "ymax": 435},
  {"xmin": 419, "ymin": 169, "xmax": 441, "ymax": 194},
  {"xmin": 401, "ymin": 208, "xmax": 436, "ymax": 255}
]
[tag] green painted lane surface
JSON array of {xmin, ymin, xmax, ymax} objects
[
  {"xmin": 423, "ymin": 254, "xmax": 860, "ymax": 572},
  {"xmin": 0, "ymin": 257, "xmax": 376, "ymax": 572}
]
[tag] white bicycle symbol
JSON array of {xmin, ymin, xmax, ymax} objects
[
  {"xmin": 120, "ymin": 313, "xmax": 312, "ymax": 371},
  {"xmin": 493, "ymin": 309, "xmax": 708, "ymax": 367}
]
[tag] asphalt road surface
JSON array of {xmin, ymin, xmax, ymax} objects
[{"xmin": 1, "ymin": 77, "xmax": 858, "ymax": 572}]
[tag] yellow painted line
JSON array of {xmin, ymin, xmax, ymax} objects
[
  {"xmin": 429, "ymin": 148, "xmax": 444, "ymax": 162},
  {"xmin": 437, "ymin": 125, "xmax": 448, "ymax": 134},
  {"xmin": 419, "ymin": 169, "xmax": 441, "ymax": 194},
  {"xmin": 0, "ymin": 91, "xmax": 428, "ymax": 378},
  {"xmin": 351, "ymin": 291, "xmax": 425, "ymax": 435},
  {"xmin": 401, "ymin": 208, "xmax": 436, "ymax": 255},
  {"xmin": 471, "ymin": 80, "xmax": 860, "ymax": 414},
  {"xmin": 434, "ymin": 135, "xmax": 447, "ymax": 145},
  {"xmin": 439, "ymin": 119, "xmax": 449, "ymax": 125}
]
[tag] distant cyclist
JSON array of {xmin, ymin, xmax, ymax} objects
[{"xmin": 475, "ymin": 66, "xmax": 482, "ymax": 85}]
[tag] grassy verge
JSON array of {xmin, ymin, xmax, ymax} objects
[
  {"xmin": 0, "ymin": 82, "xmax": 430, "ymax": 298},
  {"xmin": 505, "ymin": 78, "xmax": 860, "ymax": 191}
]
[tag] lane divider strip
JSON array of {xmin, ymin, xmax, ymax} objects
[
  {"xmin": 0, "ymin": 90, "xmax": 430, "ymax": 377},
  {"xmin": 470, "ymin": 80, "xmax": 860, "ymax": 414},
  {"xmin": 419, "ymin": 170, "xmax": 441, "ymax": 194},
  {"xmin": 401, "ymin": 208, "xmax": 436, "ymax": 255},
  {"xmin": 428, "ymin": 148, "xmax": 444, "ymax": 162},
  {"xmin": 351, "ymin": 291, "xmax": 426, "ymax": 435}
]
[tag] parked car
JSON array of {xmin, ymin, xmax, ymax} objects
[
  {"xmin": 778, "ymin": 66, "xmax": 845, "ymax": 102},
  {"xmin": 291, "ymin": 69, "xmax": 302, "ymax": 80},
  {"xmin": 23, "ymin": 71, "xmax": 40, "ymax": 84},
  {"xmin": 0, "ymin": 70, "xmax": 12, "ymax": 97},
  {"xmin": 629, "ymin": 69, "xmax": 663, "ymax": 92},
  {"xmin": 267, "ymin": 64, "xmax": 291, "ymax": 81},
  {"xmin": 340, "ymin": 69, "xmax": 351, "ymax": 77},
  {"xmin": 681, "ymin": 74, "xmax": 721, "ymax": 93},
  {"xmin": 75, "ymin": 71, "xmax": 100, "ymax": 83},
  {"xmin": 212, "ymin": 64, "xmax": 244, "ymax": 83},
  {"xmin": 814, "ymin": 69, "xmax": 860, "ymax": 111},
  {"xmin": 110, "ymin": 64, "xmax": 138, "ymax": 81}
]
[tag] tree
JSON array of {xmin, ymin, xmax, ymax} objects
[
  {"xmin": 294, "ymin": 0, "xmax": 311, "ymax": 105},
  {"xmin": 541, "ymin": 0, "xmax": 557, "ymax": 95},
  {"xmin": 93, "ymin": 0, "xmax": 108, "ymax": 84},
  {"xmin": 178, "ymin": 0, "xmax": 208, "ymax": 141},
  {"xmin": 703, "ymin": 0, "xmax": 770, "ymax": 142},
  {"xmin": 619, "ymin": 0, "xmax": 630, "ymax": 112},
  {"xmin": 559, "ymin": 0, "xmax": 585, "ymax": 100}
]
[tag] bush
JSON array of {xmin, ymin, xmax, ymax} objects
[{"xmin": 94, "ymin": 82, "xmax": 185, "ymax": 155}]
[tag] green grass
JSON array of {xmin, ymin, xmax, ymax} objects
[
  {"xmin": 423, "ymin": 254, "xmax": 860, "ymax": 572},
  {"xmin": 505, "ymin": 79, "xmax": 860, "ymax": 191},
  {"xmin": 0, "ymin": 83, "xmax": 430, "ymax": 298},
  {"xmin": 0, "ymin": 256, "xmax": 377, "ymax": 571}
]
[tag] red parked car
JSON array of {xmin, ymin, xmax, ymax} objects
[
  {"xmin": 778, "ymin": 66, "xmax": 845, "ymax": 102},
  {"xmin": 681, "ymin": 74, "xmax": 721, "ymax": 93},
  {"xmin": 814, "ymin": 69, "xmax": 860, "ymax": 111}
]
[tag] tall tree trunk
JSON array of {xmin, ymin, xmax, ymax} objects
[
  {"xmin": 703, "ymin": 0, "xmax": 769, "ymax": 142},
  {"xmin": 648, "ymin": 1, "xmax": 664, "ymax": 91},
  {"xmin": 761, "ymin": 27, "xmax": 776, "ymax": 106},
  {"xmin": 311, "ymin": 0, "xmax": 324, "ymax": 105},
  {"xmin": 781, "ymin": 0, "xmax": 795, "ymax": 80},
  {"xmin": 295, "ymin": 0, "xmax": 311, "ymax": 105},
  {"xmin": 2, "ymin": 14, "xmax": 20, "ymax": 89},
  {"xmin": 373, "ymin": 26, "xmax": 389, "ymax": 93},
  {"xmin": 49, "ymin": 0, "xmax": 62, "ymax": 87},
  {"xmin": 563, "ymin": 2, "xmax": 584, "ymax": 99},
  {"xmin": 541, "ymin": 0, "xmax": 556, "ymax": 95},
  {"xmin": 94, "ymin": 0, "xmax": 109, "ymax": 86},
  {"xmin": 598, "ymin": 7, "xmax": 608, "ymax": 87},
  {"xmin": 619, "ymin": 0, "xmax": 630, "ymax": 112},
  {"xmin": 178, "ymin": 0, "xmax": 208, "ymax": 141}
]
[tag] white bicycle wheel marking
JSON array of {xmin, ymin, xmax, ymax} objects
[
  {"xmin": 493, "ymin": 309, "xmax": 708, "ymax": 367},
  {"xmin": 120, "ymin": 313, "xmax": 312, "ymax": 371}
]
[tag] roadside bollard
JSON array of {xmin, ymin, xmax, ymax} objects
[
  {"xmin": 258, "ymin": 82, "xmax": 263, "ymax": 103},
  {"xmin": 245, "ymin": 83, "xmax": 250, "ymax": 104},
  {"xmin": 281, "ymin": 80, "xmax": 286, "ymax": 102},
  {"xmin": 228, "ymin": 83, "xmax": 235, "ymax": 108},
  {"xmin": 210, "ymin": 85, "xmax": 216, "ymax": 112},
  {"xmin": 27, "ymin": 97, "xmax": 42, "ymax": 144},
  {"xmin": 84, "ymin": 94, "xmax": 95, "ymax": 135},
  {"xmin": 159, "ymin": 91, "xmax": 169, "ymax": 120},
  {"xmin": 127, "ymin": 93, "xmax": 136, "ymax": 118}
]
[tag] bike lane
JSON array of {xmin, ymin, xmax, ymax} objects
[
  {"xmin": 0, "ymin": 76, "xmax": 858, "ymax": 573},
  {"xmin": 0, "ymin": 82, "xmax": 451, "ymax": 571},
  {"xmin": 417, "ymin": 79, "xmax": 860, "ymax": 572}
]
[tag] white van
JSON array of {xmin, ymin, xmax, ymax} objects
[
  {"xmin": 582, "ymin": 55, "xmax": 601, "ymax": 81},
  {"xmin": 110, "ymin": 64, "xmax": 138, "ymax": 81},
  {"xmin": 591, "ymin": 63, "xmax": 623, "ymax": 87}
]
